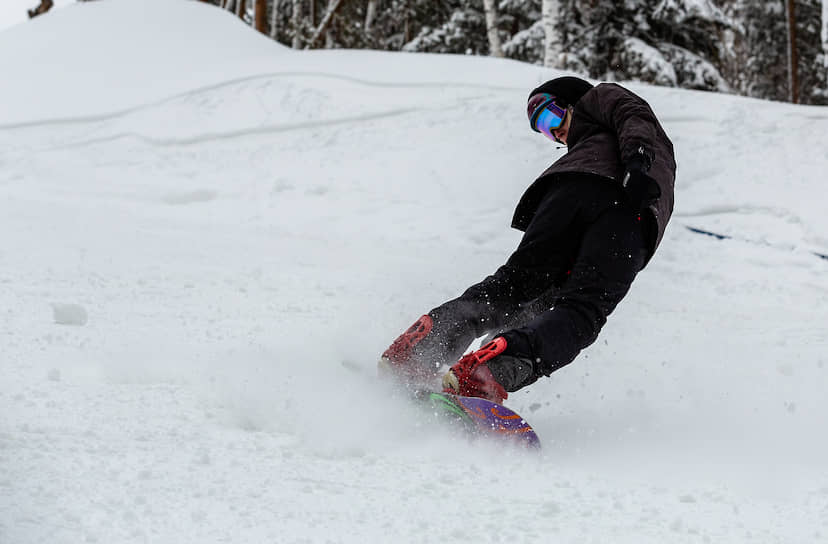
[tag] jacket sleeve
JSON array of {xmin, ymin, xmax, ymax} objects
[{"xmin": 577, "ymin": 83, "xmax": 661, "ymax": 165}]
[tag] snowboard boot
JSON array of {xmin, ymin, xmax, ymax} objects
[
  {"xmin": 442, "ymin": 335, "xmax": 537, "ymax": 404},
  {"xmin": 379, "ymin": 314, "xmax": 436, "ymax": 384},
  {"xmin": 442, "ymin": 338, "xmax": 510, "ymax": 404}
]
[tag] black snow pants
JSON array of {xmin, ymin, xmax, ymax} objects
[{"xmin": 418, "ymin": 175, "xmax": 651, "ymax": 390}]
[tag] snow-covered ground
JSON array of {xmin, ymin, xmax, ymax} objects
[
  {"xmin": 0, "ymin": 0, "xmax": 74, "ymax": 32},
  {"xmin": 2, "ymin": 1, "xmax": 828, "ymax": 542}
]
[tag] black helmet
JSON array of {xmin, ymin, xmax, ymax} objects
[{"xmin": 527, "ymin": 76, "xmax": 594, "ymax": 109}]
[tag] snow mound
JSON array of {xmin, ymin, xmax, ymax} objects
[
  {"xmin": 0, "ymin": 0, "xmax": 548, "ymax": 127},
  {"xmin": 0, "ymin": 0, "xmax": 287, "ymax": 124},
  {"xmin": 0, "ymin": 0, "xmax": 74, "ymax": 33}
]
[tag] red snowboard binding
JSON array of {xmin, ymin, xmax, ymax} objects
[{"xmin": 442, "ymin": 337, "xmax": 509, "ymax": 404}]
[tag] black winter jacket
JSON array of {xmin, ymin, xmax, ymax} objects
[{"xmin": 512, "ymin": 83, "xmax": 676, "ymax": 259}]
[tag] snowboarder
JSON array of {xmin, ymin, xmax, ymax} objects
[{"xmin": 380, "ymin": 76, "xmax": 676, "ymax": 404}]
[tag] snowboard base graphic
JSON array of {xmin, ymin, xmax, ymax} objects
[{"xmin": 416, "ymin": 390, "xmax": 540, "ymax": 449}]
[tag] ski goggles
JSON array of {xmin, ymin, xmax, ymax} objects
[{"xmin": 527, "ymin": 93, "xmax": 568, "ymax": 141}]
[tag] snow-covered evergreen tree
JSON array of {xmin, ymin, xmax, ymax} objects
[
  {"xmin": 200, "ymin": 0, "xmax": 827, "ymax": 103},
  {"xmin": 715, "ymin": 0, "xmax": 826, "ymax": 104},
  {"xmin": 402, "ymin": 1, "xmax": 488, "ymax": 55},
  {"xmin": 542, "ymin": 0, "xmax": 563, "ymax": 68},
  {"xmin": 500, "ymin": 0, "xmax": 543, "ymax": 63},
  {"xmin": 795, "ymin": 0, "xmax": 828, "ymax": 103},
  {"xmin": 530, "ymin": 0, "xmax": 730, "ymax": 91}
]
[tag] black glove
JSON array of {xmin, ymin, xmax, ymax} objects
[{"xmin": 622, "ymin": 147, "xmax": 659, "ymax": 211}]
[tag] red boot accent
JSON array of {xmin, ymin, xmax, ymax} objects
[
  {"xmin": 443, "ymin": 338, "xmax": 508, "ymax": 404},
  {"xmin": 381, "ymin": 315, "xmax": 433, "ymax": 366}
]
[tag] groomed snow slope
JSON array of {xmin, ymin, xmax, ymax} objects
[
  {"xmin": 0, "ymin": 0, "xmax": 74, "ymax": 33},
  {"xmin": 2, "ymin": 1, "xmax": 828, "ymax": 542}
]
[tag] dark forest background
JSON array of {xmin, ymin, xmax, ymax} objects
[{"xmin": 64, "ymin": 0, "xmax": 828, "ymax": 104}]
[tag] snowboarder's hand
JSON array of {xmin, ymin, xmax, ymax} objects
[
  {"xmin": 623, "ymin": 147, "xmax": 659, "ymax": 211},
  {"xmin": 622, "ymin": 168, "xmax": 655, "ymax": 211}
]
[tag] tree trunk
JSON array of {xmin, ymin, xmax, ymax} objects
[
  {"xmin": 786, "ymin": 0, "xmax": 800, "ymax": 103},
  {"xmin": 365, "ymin": 0, "xmax": 376, "ymax": 34},
  {"xmin": 224, "ymin": 0, "xmax": 236, "ymax": 11},
  {"xmin": 236, "ymin": 0, "xmax": 246, "ymax": 19},
  {"xmin": 824, "ymin": 0, "xmax": 828, "ymax": 65},
  {"xmin": 270, "ymin": 0, "xmax": 279, "ymax": 39},
  {"xmin": 306, "ymin": 0, "xmax": 346, "ymax": 49},
  {"xmin": 482, "ymin": 0, "xmax": 503, "ymax": 58},
  {"xmin": 403, "ymin": 0, "xmax": 410, "ymax": 44},
  {"xmin": 542, "ymin": 0, "xmax": 563, "ymax": 68},
  {"xmin": 254, "ymin": 0, "xmax": 267, "ymax": 32},
  {"xmin": 292, "ymin": 0, "xmax": 303, "ymax": 48}
]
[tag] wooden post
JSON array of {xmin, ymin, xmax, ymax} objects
[
  {"xmin": 255, "ymin": 0, "xmax": 267, "ymax": 32},
  {"xmin": 786, "ymin": 0, "xmax": 800, "ymax": 103}
]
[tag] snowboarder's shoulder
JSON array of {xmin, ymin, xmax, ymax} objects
[
  {"xmin": 589, "ymin": 82, "xmax": 640, "ymax": 99},
  {"xmin": 580, "ymin": 82, "xmax": 650, "ymax": 112}
]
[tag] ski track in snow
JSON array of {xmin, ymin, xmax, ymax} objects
[
  {"xmin": 0, "ymin": 70, "xmax": 520, "ymax": 132},
  {"xmin": 43, "ymin": 107, "xmax": 427, "ymax": 150},
  {"xmin": 2, "ymin": 1, "xmax": 828, "ymax": 543}
]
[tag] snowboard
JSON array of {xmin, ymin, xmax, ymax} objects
[{"xmin": 414, "ymin": 390, "xmax": 541, "ymax": 449}]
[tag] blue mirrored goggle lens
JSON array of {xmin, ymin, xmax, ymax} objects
[{"xmin": 535, "ymin": 106, "xmax": 565, "ymax": 139}]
